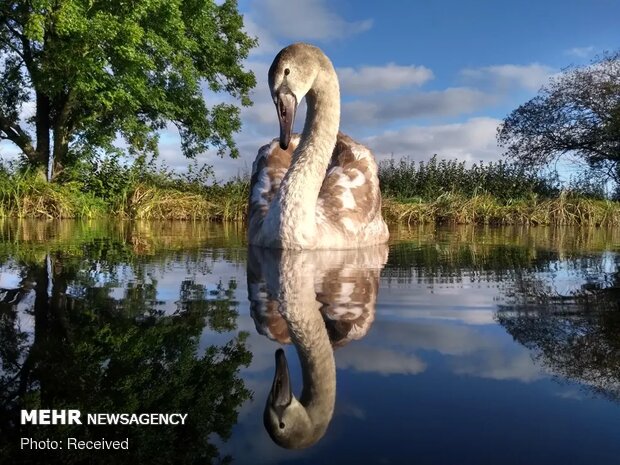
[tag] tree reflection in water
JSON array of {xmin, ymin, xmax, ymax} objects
[
  {"xmin": 0, "ymin": 221, "xmax": 251, "ymax": 464},
  {"xmin": 497, "ymin": 254, "xmax": 620, "ymax": 401},
  {"xmin": 384, "ymin": 226, "xmax": 620, "ymax": 401}
]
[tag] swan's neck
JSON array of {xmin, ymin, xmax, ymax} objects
[
  {"xmin": 295, "ymin": 311, "xmax": 336, "ymax": 420},
  {"xmin": 284, "ymin": 305, "xmax": 336, "ymax": 436},
  {"xmin": 280, "ymin": 254, "xmax": 336, "ymax": 435},
  {"xmin": 278, "ymin": 69, "xmax": 340, "ymax": 248}
]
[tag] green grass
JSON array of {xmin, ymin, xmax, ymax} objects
[
  {"xmin": 378, "ymin": 156, "xmax": 620, "ymax": 227},
  {"xmin": 383, "ymin": 192, "xmax": 620, "ymax": 227},
  {"xmin": 1, "ymin": 156, "xmax": 619, "ymax": 225},
  {"xmin": 109, "ymin": 180, "xmax": 249, "ymax": 221},
  {"xmin": 0, "ymin": 176, "xmax": 251, "ymax": 221},
  {"xmin": 0, "ymin": 170, "xmax": 106, "ymax": 219},
  {"xmin": 0, "ymin": 157, "xmax": 251, "ymax": 221}
]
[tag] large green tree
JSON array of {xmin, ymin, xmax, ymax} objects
[
  {"xmin": 497, "ymin": 51, "xmax": 620, "ymax": 186},
  {"xmin": 0, "ymin": 0, "xmax": 256, "ymax": 180}
]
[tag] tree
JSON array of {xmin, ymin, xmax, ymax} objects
[
  {"xmin": 497, "ymin": 51, "xmax": 620, "ymax": 187},
  {"xmin": 0, "ymin": 0, "xmax": 256, "ymax": 180}
]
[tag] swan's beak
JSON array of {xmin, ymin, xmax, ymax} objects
[
  {"xmin": 270, "ymin": 348, "xmax": 292, "ymax": 407},
  {"xmin": 276, "ymin": 90, "xmax": 297, "ymax": 150}
]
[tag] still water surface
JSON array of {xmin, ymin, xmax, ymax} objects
[{"xmin": 0, "ymin": 221, "xmax": 619, "ymax": 464}]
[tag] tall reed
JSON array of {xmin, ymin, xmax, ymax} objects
[
  {"xmin": 383, "ymin": 193, "xmax": 620, "ymax": 227},
  {"xmin": 1, "ymin": 156, "xmax": 618, "ymax": 225},
  {"xmin": 379, "ymin": 155, "xmax": 559, "ymax": 201}
]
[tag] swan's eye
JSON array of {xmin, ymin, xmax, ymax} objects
[
  {"xmin": 284, "ymin": 68, "xmax": 290, "ymax": 76},
  {"xmin": 279, "ymin": 422, "xmax": 285, "ymax": 429}
]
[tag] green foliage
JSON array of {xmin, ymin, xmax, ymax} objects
[
  {"xmin": 1, "ymin": 152, "xmax": 619, "ymax": 225},
  {"xmin": 379, "ymin": 155, "xmax": 559, "ymax": 202},
  {"xmin": 0, "ymin": 165, "xmax": 106, "ymax": 218},
  {"xmin": 565, "ymin": 168, "xmax": 609, "ymax": 200},
  {"xmin": 0, "ymin": 156, "xmax": 251, "ymax": 220},
  {"xmin": 0, "ymin": 0, "xmax": 256, "ymax": 178}
]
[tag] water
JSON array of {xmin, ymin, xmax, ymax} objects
[{"xmin": 0, "ymin": 221, "xmax": 618, "ymax": 464}]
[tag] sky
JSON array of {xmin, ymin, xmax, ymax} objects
[{"xmin": 2, "ymin": 0, "xmax": 620, "ymax": 180}]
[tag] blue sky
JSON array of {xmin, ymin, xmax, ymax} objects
[
  {"xmin": 209, "ymin": 0, "xmax": 620, "ymax": 179},
  {"xmin": 2, "ymin": 0, "xmax": 619, "ymax": 180}
]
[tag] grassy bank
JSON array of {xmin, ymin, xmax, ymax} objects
[
  {"xmin": 378, "ymin": 156, "xmax": 620, "ymax": 226},
  {"xmin": 382, "ymin": 193, "xmax": 620, "ymax": 227},
  {"xmin": 0, "ymin": 160, "xmax": 248, "ymax": 221},
  {"xmin": 1, "ymin": 157, "xmax": 619, "ymax": 226}
]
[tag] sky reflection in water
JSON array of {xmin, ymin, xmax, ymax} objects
[{"xmin": 0, "ymin": 222, "xmax": 618, "ymax": 464}]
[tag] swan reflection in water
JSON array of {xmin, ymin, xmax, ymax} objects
[{"xmin": 247, "ymin": 245, "xmax": 388, "ymax": 449}]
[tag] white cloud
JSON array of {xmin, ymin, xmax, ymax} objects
[
  {"xmin": 243, "ymin": 17, "xmax": 282, "ymax": 57},
  {"xmin": 460, "ymin": 63, "xmax": 555, "ymax": 91},
  {"xmin": 342, "ymin": 88, "xmax": 494, "ymax": 126},
  {"xmin": 333, "ymin": 318, "xmax": 547, "ymax": 384},
  {"xmin": 0, "ymin": 98, "xmax": 36, "ymax": 163},
  {"xmin": 337, "ymin": 346, "xmax": 427, "ymax": 375},
  {"xmin": 0, "ymin": 141, "xmax": 21, "ymax": 162},
  {"xmin": 254, "ymin": 0, "xmax": 372, "ymax": 41},
  {"xmin": 197, "ymin": 110, "xmax": 503, "ymax": 181},
  {"xmin": 337, "ymin": 63, "xmax": 433, "ymax": 95},
  {"xmin": 453, "ymin": 351, "xmax": 545, "ymax": 383},
  {"xmin": 382, "ymin": 309, "xmax": 496, "ymax": 325},
  {"xmin": 565, "ymin": 46, "xmax": 595, "ymax": 58},
  {"xmin": 363, "ymin": 117, "xmax": 503, "ymax": 162},
  {"xmin": 243, "ymin": 99, "xmax": 277, "ymax": 127},
  {"xmin": 371, "ymin": 321, "xmax": 498, "ymax": 357}
]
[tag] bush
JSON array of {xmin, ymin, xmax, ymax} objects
[{"xmin": 379, "ymin": 155, "xmax": 560, "ymax": 202}]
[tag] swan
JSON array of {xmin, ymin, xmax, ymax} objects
[
  {"xmin": 248, "ymin": 43, "xmax": 389, "ymax": 250},
  {"xmin": 247, "ymin": 245, "xmax": 388, "ymax": 448}
]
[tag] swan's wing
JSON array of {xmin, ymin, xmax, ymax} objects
[
  {"xmin": 317, "ymin": 265, "xmax": 378, "ymax": 347},
  {"xmin": 317, "ymin": 133, "xmax": 383, "ymax": 236},
  {"xmin": 248, "ymin": 136, "xmax": 298, "ymax": 226},
  {"xmin": 249, "ymin": 291, "xmax": 292, "ymax": 344}
]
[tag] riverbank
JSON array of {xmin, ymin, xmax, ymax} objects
[
  {"xmin": 2, "ymin": 157, "xmax": 619, "ymax": 226},
  {"xmin": 382, "ymin": 193, "xmax": 620, "ymax": 227},
  {"xmin": 1, "ymin": 176, "xmax": 619, "ymax": 226},
  {"xmin": 0, "ymin": 172, "xmax": 248, "ymax": 222}
]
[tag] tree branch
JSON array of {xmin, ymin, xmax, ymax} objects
[
  {"xmin": 0, "ymin": 35, "xmax": 25, "ymax": 61},
  {"xmin": 0, "ymin": 112, "xmax": 36, "ymax": 159},
  {"xmin": 1, "ymin": 18, "xmax": 34, "ymax": 73}
]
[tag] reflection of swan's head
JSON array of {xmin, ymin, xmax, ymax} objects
[{"xmin": 263, "ymin": 349, "xmax": 327, "ymax": 449}]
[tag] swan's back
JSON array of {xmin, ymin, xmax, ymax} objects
[
  {"xmin": 317, "ymin": 132, "xmax": 386, "ymax": 242},
  {"xmin": 248, "ymin": 133, "xmax": 388, "ymax": 247}
]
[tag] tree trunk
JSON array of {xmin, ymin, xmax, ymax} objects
[
  {"xmin": 51, "ymin": 125, "xmax": 69, "ymax": 181},
  {"xmin": 50, "ymin": 92, "xmax": 73, "ymax": 181},
  {"xmin": 34, "ymin": 92, "xmax": 51, "ymax": 180}
]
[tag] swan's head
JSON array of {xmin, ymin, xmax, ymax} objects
[
  {"xmin": 264, "ymin": 348, "xmax": 326, "ymax": 449},
  {"xmin": 268, "ymin": 43, "xmax": 329, "ymax": 150}
]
